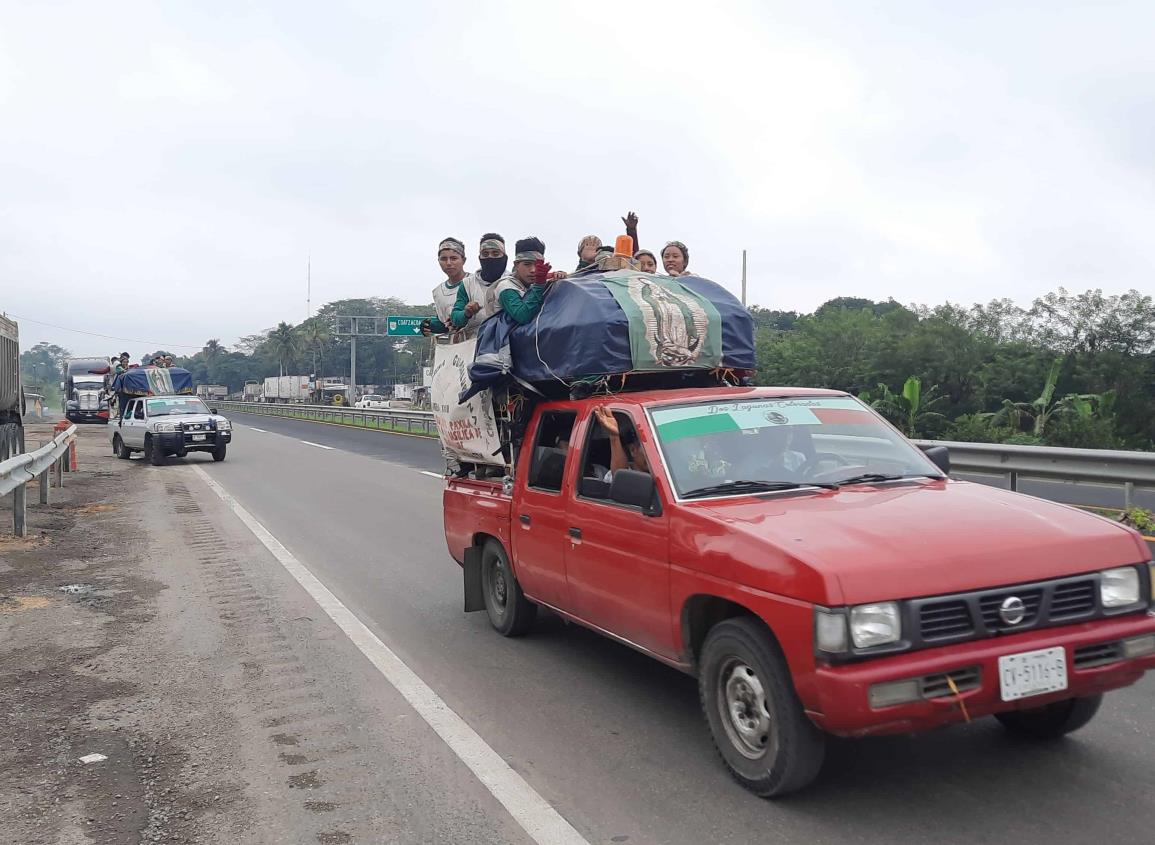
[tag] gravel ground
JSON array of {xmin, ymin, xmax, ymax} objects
[{"xmin": 0, "ymin": 422, "xmax": 528, "ymax": 845}]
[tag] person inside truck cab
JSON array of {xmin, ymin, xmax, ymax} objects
[{"xmin": 593, "ymin": 406, "xmax": 650, "ymax": 482}]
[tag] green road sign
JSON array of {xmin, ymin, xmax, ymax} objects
[{"xmin": 386, "ymin": 316, "xmax": 424, "ymax": 337}]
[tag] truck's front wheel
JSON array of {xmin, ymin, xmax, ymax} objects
[
  {"xmin": 481, "ymin": 540, "xmax": 537, "ymax": 637},
  {"xmin": 699, "ymin": 617, "xmax": 825, "ymax": 797},
  {"xmin": 995, "ymin": 694, "xmax": 1102, "ymax": 739}
]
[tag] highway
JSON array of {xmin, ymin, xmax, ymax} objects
[{"xmin": 200, "ymin": 413, "xmax": 1155, "ymax": 845}]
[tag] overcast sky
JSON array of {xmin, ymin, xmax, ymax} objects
[{"xmin": 3, "ymin": 0, "xmax": 1152, "ymax": 359}]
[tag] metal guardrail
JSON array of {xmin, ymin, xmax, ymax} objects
[
  {"xmin": 212, "ymin": 401, "xmax": 1155, "ymax": 508},
  {"xmin": 914, "ymin": 439, "xmax": 1155, "ymax": 508},
  {"xmin": 213, "ymin": 400, "xmax": 438, "ymax": 436},
  {"xmin": 1, "ymin": 423, "xmax": 77, "ymax": 536}
]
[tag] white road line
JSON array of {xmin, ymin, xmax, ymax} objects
[
  {"xmin": 248, "ymin": 427, "xmax": 268, "ymax": 433},
  {"xmin": 300, "ymin": 440, "xmax": 335, "ymax": 450},
  {"xmin": 420, "ymin": 470, "xmax": 444, "ymax": 479},
  {"xmin": 189, "ymin": 466, "xmax": 589, "ymax": 845}
]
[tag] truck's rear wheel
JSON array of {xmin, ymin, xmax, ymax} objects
[
  {"xmin": 698, "ymin": 617, "xmax": 825, "ymax": 797},
  {"xmin": 481, "ymin": 540, "xmax": 536, "ymax": 637},
  {"xmin": 113, "ymin": 435, "xmax": 130, "ymax": 460},
  {"xmin": 995, "ymin": 694, "xmax": 1102, "ymax": 739}
]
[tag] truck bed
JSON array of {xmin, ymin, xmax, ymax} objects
[{"xmin": 443, "ymin": 476, "xmax": 511, "ymax": 566}]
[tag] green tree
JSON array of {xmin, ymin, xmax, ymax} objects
[
  {"xmin": 267, "ymin": 322, "xmax": 299, "ymax": 377},
  {"xmin": 202, "ymin": 339, "xmax": 224, "ymax": 383},
  {"xmin": 862, "ymin": 376, "xmax": 949, "ymax": 438}
]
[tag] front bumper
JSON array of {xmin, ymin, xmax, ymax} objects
[
  {"xmin": 809, "ymin": 611, "xmax": 1155, "ymax": 737},
  {"xmin": 156, "ymin": 430, "xmax": 232, "ymax": 451}
]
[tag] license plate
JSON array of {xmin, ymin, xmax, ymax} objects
[
  {"xmin": 998, "ymin": 646, "xmax": 1068, "ymax": 701},
  {"xmin": 191, "ymin": 434, "xmax": 206, "ymax": 442}
]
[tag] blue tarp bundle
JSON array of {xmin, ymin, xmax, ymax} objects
[
  {"xmin": 463, "ymin": 272, "xmax": 754, "ymax": 401},
  {"xmin": 111, "ymin": 367, "xmax": 194, "ymax": 397}
]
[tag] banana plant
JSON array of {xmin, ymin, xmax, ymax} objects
[{"xmin": 864, "ymin": 376, "xmax": 948, "ymax": 437}]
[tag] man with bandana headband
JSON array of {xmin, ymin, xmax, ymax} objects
[
  {"xmin": 421, "ymin": 237, "xmax": 468, "ymax": 336},
  {"xmin": 450, "ymin": 233, "xmax": 508, "ymax": 338},
  {"xmin": 493, "ymin": 236, "xmax": 567, "ymax": 324}
]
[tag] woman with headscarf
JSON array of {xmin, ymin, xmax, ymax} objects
[{"xmin": 661, "ymin": 241, "xmax": 690, "ymax": 276}]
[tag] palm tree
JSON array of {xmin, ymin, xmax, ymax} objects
[
  {"xmin": 300, "ymin": 318, "xmax": 331, "ymax": 401},
  {"xmin": 268, "ymin": 322, "xmax": 299, "ymax": 378},
  {"xmin": 202, "ymin": 339, "xmax": 224, "ymax": 383}
]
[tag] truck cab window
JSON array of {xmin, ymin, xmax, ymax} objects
[
  {"xmin": 577, "ymin": 412, "xmax": 627, "ymax": 499},
  {"xmin": 527, "ymin": 411, "xmax": 576, "ymax": 492},
  {"xmin": 133, "ymin": 402, "xmax": 145, "ymax": 421}
]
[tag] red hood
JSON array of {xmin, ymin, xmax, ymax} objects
[{"xmin": 695, "ymin": 479, "xmax": 1148, "ymax": 604}]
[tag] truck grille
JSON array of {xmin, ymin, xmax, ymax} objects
[
  {"xmin": 919, "ymin": 601, "xmax": 973, "ymax": 640},
  {"xmin": 910, "ymin": 574, "xmax": 1130, "ymax": 649},
  {"xmin": 919, "ymin": 666, "xmax": 981, "ymax": 699}
]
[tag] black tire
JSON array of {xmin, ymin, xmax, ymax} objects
[
  {"xmin": 698, "ymin": 617, "xmax": 826, "ymax": 797},
  {"xmin": 994, "ymin": 694, "xmax": 1102, "ymax": 739},
  {"xmin": 211, "ymin": 442, "xmax": 227, "ymax": 462},
  {"xmin": 113, "ymin": 435, "xmax": 130, "ymax": 460},
  {"xmin": 146, "ymin": 436, "xmax": 164, "ymax": 466},
  {"xmin": 481, "ymin": 539, "xmax": 536, "ymax": 636}
]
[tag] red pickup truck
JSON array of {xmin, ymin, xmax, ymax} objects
[{"xmin": 443, "ymin": 386, "xmax": 1155, "ymax": 796}]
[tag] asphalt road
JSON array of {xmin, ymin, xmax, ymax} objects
[{"xmin": 188, "ymin": 412, "xmax": 1155, "ymax": 845}]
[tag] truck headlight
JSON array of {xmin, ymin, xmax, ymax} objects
[
  {"xmin": 850, "ymin": 602, "xmax": 902, "ymax": 649},
  {"xmin": 1100, "ymin": 567, "xmax": 1140, "ymax": 608},
  {"xmin": 217, "ymin": 419, "xmax": 231, "ymax": 430},
  {"xmin": 154, "ymin": 423, "xmax": 177, "ymax": 433}
]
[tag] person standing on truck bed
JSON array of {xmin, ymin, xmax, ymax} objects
[
  {"xmin": 662, "ymin": 240, "xmax": 691, "ymax": 276},
  {"xmin": 450, "ymin": 233, "xmax": 508, "ymax": 338},
  {"xmin": 493, "ymin": 237, "xmax": 567, "ymax": 325},
  {"xmin": 421, "ymin": 237, "xmax": 468, "ymax": 337}
]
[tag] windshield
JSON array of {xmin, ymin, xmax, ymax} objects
[
  {"xmin": 74, "ymin": 378, "xmax": 104, "ymax": 389},
  {"xmin": 362, "ymin": 395, "xmax": 385, "ymax": 401},
  {"xmin": 649, "ymin": 396, "xmax": 942, "ymax": 499},
  {"xmin": 147, "ymin": 397, "xmax": 211, "ymax": 416}
]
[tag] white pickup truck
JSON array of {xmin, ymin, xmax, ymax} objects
[
  {"xmin": 109, "ymin": 395, "xmax": 233, "ymax": 465},
  {"xmin": 355, "ymin": 394, "xmax": 388, "ymax": 409}
]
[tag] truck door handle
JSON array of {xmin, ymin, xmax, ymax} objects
[
  {"xmin": 519, "ymin": 514, "xmax": 531, "ymax": 526},
  {"xmin": 568, "ymin": 527, "xmax": 582, "ymax": 540}
]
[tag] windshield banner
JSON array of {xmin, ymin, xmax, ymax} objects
[
  {"xmin": 599, "ymin": 272, "xmax": 723, "ymax": 370},
  {"xmin": 653, "ymin": 397, "xmax": 876, "ymax": 442},
  {"xmin": 431, "ymin": 339, "xmax": 503, "ymax": 465}
]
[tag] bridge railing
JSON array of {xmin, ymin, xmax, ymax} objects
[
  {"xmin": 212, "ymin": 400, "xmax": 439, "ymax": 437},
  {"xmin": 212, "ymin": 401, "xmax": 1155, "ymax": 508},
  {"xmin": 915, "ymin": 439, "xmax": 1155, "ymax": 509},
  {"xmin": 0, "ymin": 423, "xmax": 77, "ymax": 536}
]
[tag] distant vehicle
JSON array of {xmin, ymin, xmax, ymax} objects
[
  {"xmin": 319, "ymin": 379, "xmax": 350, "ymax": 405},
  {"xmin": 109, "ymin": 395, "xmax": 232, "ymax": 465},
  {"xmin": 62, "ymin": 357, "xmax": 110, "ymax": 423},
  {"xmin": 1, "ymin": 315, "xmax": 24, "ymax": 453},
  {"xmin": 355, "ymin": 394, "xmax": 388, "ymax": 409},
  {"xmin": 262, "ymin": 375, "xmax": 310, "ymax": 403},
  {"xmin": 196, "ymin": 384, "xmax": 228, "ymax": 401},
  {"xmin": 243, "ymin": 380, "xmax": 262, "ymax": 402}
]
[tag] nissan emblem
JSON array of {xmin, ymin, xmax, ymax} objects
[{"xmin": 999, "ymin": 596, "xmax": 1026, "ymax": 626}]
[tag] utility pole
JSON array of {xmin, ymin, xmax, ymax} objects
[
  {"xmin": 306, "ymin": 254, "xmax": 311, "ymax": 321},
  {"xmin": 741, "ymin": 249, "xmax": 747, "ymax": 307},
  {"xmin": 349, "ymin": 335, "xmax": 357, "ymax": 406}
]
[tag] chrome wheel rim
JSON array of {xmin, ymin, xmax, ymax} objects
[{"xmin": 718, "ymin": 657, "xmax": 772, "ymax": 759}]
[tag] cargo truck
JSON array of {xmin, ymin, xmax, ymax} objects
[
  {"xmin": 262, "ymin": 375, "xmax": 310, "ymax": 403},
  {"xmin": 195, "ymin": 384, "xmax": 228, "ymax": 402},
  {"xmin": 62, "ymin": 356, "xmax": 110, "ymax": 423},
  {"xmin": 0, "ymin": 315, "xmax": 24, "ymax": 455}
]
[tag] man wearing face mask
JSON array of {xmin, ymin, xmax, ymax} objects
[{"xmin": 450, "ymin": 233, "xmax": 508, "ymax": 338}]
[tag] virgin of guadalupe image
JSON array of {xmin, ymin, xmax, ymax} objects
[{"xmin": 626, "ymin": 276, "xmax": 710, "ymax": 367}]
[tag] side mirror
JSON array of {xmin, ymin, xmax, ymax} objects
[
  {"xmin": 210, "ymin": 408, "xmax": 218, "ymax": 415},
  {"xmin": 918, "ymin": 444, "xmax": 951, "ymax": 475},
  {"xmin": 610, "ymin": 469, "xmax": 661, "ymax": 515},
  {"xmin": 59, "ymin": 381, "xmax": 66, "ymax": 391}
]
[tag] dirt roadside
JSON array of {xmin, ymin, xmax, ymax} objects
[{"xmin": 0, "ymin": 423, "xmax": 529, "ymax": 845}]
